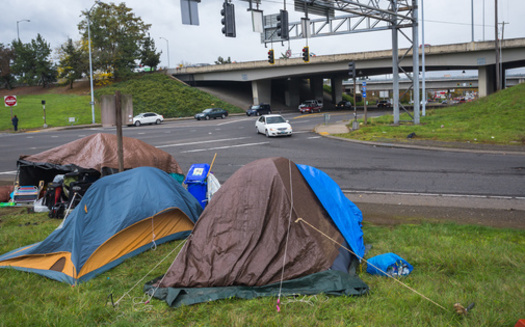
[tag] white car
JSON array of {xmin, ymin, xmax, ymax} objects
[
  {"xmin": 132, "ymin": 112, "xmax": 164, "ymax": 127},
  {"xmin": 255, "ymin": 114, "xmax": 292, "ymax": 137}
]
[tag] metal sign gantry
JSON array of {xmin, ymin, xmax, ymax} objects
[{"xmin": 258, "ymin": 0, "xmax": 420, "ymax": 124}]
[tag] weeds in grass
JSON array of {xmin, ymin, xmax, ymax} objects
[{"xmin": 1, "ymin": 210, "xmax": 523, "ymax": 326}]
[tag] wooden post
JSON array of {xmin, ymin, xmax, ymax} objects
[{"xmin": 115, "ymin": 91, "xmax": 124, "ymax": 172}]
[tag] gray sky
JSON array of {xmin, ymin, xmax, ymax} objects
[{"xmin": 1, "ymin": 0, "xmax": 523, "ymax": 72}]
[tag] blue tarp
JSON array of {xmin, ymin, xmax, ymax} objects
[
  {"xmin": 0, "ymin": 167, "xmax": 202, "ymax": 284},
  {"xmin": 296, "ymin": 164, "xmax": 365, "ymax": 260}
]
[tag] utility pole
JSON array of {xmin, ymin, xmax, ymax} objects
[
  {"xmin": 471, "ymin": 0, "xmax": 474, "ymax": 42},
  {"xmin": 16, "ymin": 19, "xmax": 30, "ymax": 42},
  {"xmin": 500, "ymin": 21, "xmax": 508, "ymax": 89},
  {"xmin": 495, "ymin": 0, "xmax": 500, "ymax": 91},
  {"xmin": 160, "ymin": 37, "xmax": 170, "ymax": 68}
]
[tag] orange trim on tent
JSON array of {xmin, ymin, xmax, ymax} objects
[
  {"xmin": 78, "ymin": 209, "xmax": 194, "ymax": 278},
  {"xmin": 0, "ymin": 252, "xmax": 76, "ymax": 277}
]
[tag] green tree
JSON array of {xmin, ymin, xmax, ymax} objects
[
  {"xmin": 11, "ymin": 34, "xmax": 57, "ymax": 87},
  {"xmin": 0, "ymin": 43, "xmax": 16, "ymax": 89},
  {"xmin": 57, "ymin": 38, "xmax": 87, "ymax": 89},
  {"xmin": 139, "ymin": 36, "xmax": 161, "ymax": 71},
  {"xmin": 215, "ymin": 56, "xmax": 232, "ymax": 65},
  {"xmin": 78, "ymin": 2, "xmax": 152, "ymax": 80}
]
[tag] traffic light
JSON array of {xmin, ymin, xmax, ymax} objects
[
  {"xmin": 221, "ymin": 2, "xmax": 236, "ymax": 37},
  {"xmin": 276, "ymin": 9, "xmax": 289, "ymax": 40},
  {"xmin": 268, "ymin": 49, "xmax": 275, "ymax": 64},
  {"xmin": 348, "ymin": 61, "xmax": 355, "ymax": 78},
  {"xmin": 302, "ymin": 46, "xmax": 309, "ymax": 62}
]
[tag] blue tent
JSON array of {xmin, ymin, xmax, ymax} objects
[{"xmin": 0, "ymin": 167, "xmax": 202, "ymax": 284}]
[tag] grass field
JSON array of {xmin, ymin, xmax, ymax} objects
[
  {"xmin": 337, "ymin": 81, "xmax": 525, "ymax": 146},
  {"xmin": 0, "ymin": 209, "xmax": 523, "ymax": 327},
  {"xmin": 0, "ymin": 73, "xmax": 244, "ymax": 132}
]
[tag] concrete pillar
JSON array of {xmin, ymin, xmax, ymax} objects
[
  {"xmin": 310, "ymin": 77, "xmax": 324, "ymax": 102},
  {"xmin": 285, "ymin": 78, "xmax": 301, "ymax": 108},
  {"xmin": 251, "ymin": 79, "xmax": 271, "ymax": 105},
  {"xmin": 331, "ymin": 76, "xmax": 344, "ymax": 105},
  {"xmin": 100, "ymin": 94, "xmax": 133, "ymax": 127},
  {"xmin": 478, "ymin": 65, "xmax": 495, "ymax": 98}
]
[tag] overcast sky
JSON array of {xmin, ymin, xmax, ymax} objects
[{"xmin": 1, "ymin": 0, "xmax": 523, "ymax": 73}]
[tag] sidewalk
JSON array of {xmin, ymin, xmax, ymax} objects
[{"xmin": 314, "ymin": 120, "xmax": 525, "ymax": 155}]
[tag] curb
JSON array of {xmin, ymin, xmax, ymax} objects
[{"xmin": 314, "ymin": 123, "xmax": 525, "ymax": 156}]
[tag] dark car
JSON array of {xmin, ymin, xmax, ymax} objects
[
  {"xmin": 246, "ymin": 103, "xmax": 271, "ymax": 116},
  {"xmin": 194, "ymin": 108, "xmax": 229, "ymax": 120},
  {"xmin": 377, "ymin": 100, "xmax": 392, "ymax": 108},
  {"xmin": 335, "ymin": 101, "xmax": 352, "ymax": 110}
]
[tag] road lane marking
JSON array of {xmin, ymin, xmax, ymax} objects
[
  {"xmin": 0, "ymin": 170, "xmax": 17, "ymax": 175},
  {"xmin": 181, "ymin": 141, "xmax": 269, "ymax": 153},
  {"xmin": 342, "ymin": 190, "xmax": 525, "ymax": 201},
  {"xmin": 156, "ymin": 137, "xmax": 252, "ymax": 149}
]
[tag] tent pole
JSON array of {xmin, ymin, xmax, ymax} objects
[{"xmin": 207, "ymin": 153, "xmax": 217, "ymax": 178}]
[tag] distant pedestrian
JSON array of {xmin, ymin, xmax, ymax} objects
[{"xmin": 11, "ymin": 115, "xmax": 18, "ymax": 132}]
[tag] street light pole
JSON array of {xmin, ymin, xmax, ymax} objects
[
  {"xmin": 159, "ymin": 37, "xmax": 170, "ymax": 68},
  {"xmin": 16, "ymin": 19, "xmax": 30, "ymax": 41},
  {"xmin": 86, "ymin": 1, "xmax": 101, "ymax": 124}
]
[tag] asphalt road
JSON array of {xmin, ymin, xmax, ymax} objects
[
  {"xmin": 1, "ymin": 110, "xmax": 524, "ymax": 227},
  {"xmin": 2, "ymin": 111, "xmax": 524, "ymax": 197}
]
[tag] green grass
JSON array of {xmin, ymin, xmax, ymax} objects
[
  {"xmin": 0, "ymin": 210, "xmax": 523, "ymax": 326},
  {"xmin": 337, "ymin": 82, "xmax": 525, "ymax": 145},
  {"xmin": 95, "ymin": 73, "xmax": 244, "ymax": 118},
  {"xmin": 0, "ymin": 93, "xmax": 94, "ymax": 131},
  {"xmin": 0, "ymin": 73, "xmax": 243, "ymax": 132}
]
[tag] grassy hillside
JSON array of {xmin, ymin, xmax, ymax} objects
[
  {"xmin": 95, "ymin": 73, "xmax": 244, "ymax": 118},
  {"xmin": 341, "ymin": 82, "xmax": 525, "ymax": 145},
  {"xmin": 0, "ymin": 73, "xmax": 243, "ymax": 132}
]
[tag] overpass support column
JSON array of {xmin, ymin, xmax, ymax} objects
[
  {"xmin": 331, "ymin": 76, "xmax": 343, "ymax": 105},
  {"xmin": 310, "ymin": 77, "xmax": 324, "ymax": 102},
  {"xmin": 285, "ymin": 78, "xmax": 301, "ymax": 108},
  {"xmin": 251, "ymin": 79, "xmax": 271, "ymax": 105},
  {"xmin": 478, "ymin": 65, "xmax": 495, "ymax": 97}
]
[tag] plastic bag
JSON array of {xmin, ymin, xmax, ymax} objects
[{"xmin": 366, "ymin": 252, "xmax": 413, "ymax": 277}]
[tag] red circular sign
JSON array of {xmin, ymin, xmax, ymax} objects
[{"xmin": 4, "ymin": 95, "xmax": 17, "ymax": 107}]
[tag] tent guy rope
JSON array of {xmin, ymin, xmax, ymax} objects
[
  {"xmin": 294, "ymin": 217, "xmax": 449, "ymax": 312},
  {"xmin": 112, "ymin": 239, "xmax": 188, "ymax": 307},
  {"xmin": 276, "ymin": 159, "xmax": 295, "ymax": 312}
]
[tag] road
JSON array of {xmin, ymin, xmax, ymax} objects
[{"xmin": 1, "ymin": 111, "xmax": 524, "ymax": 200}]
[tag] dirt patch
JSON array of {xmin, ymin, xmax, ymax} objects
[
  {"xmin": 0, "ymin": 81, "xmax": 97, "ymax": 97},
  {"xmin": 358, "ymin": 202, "xmax": 525, "ymax": 229}
]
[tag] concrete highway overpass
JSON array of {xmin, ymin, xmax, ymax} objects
[{"xmin": 170, "ymin": 38, "xmax": 525, "ymax": 109}]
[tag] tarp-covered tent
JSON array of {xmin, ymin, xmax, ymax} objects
[
  {"xmin": 17, "ymin": 133, "xmax": 184, "ymax": 186},
  {"xmin": 0, "ymin": 167, "xmax": 202, "ymax": 284},
  {"xmin": 145, "ymin": 157, "xmax": 368, "ymax": 307}
]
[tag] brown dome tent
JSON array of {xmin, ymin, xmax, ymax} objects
[
  {"xmin": 145, "ymin": 157, "xmax": 368, "ymax": 307},
  {"xmin": 16, "ymin": 133, "xmax": 184, "ymax": 186}
]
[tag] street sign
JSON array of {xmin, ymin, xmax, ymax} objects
[{"xmin": 4, "ymin": 95, "xmax": 17, "ymax": 107}]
